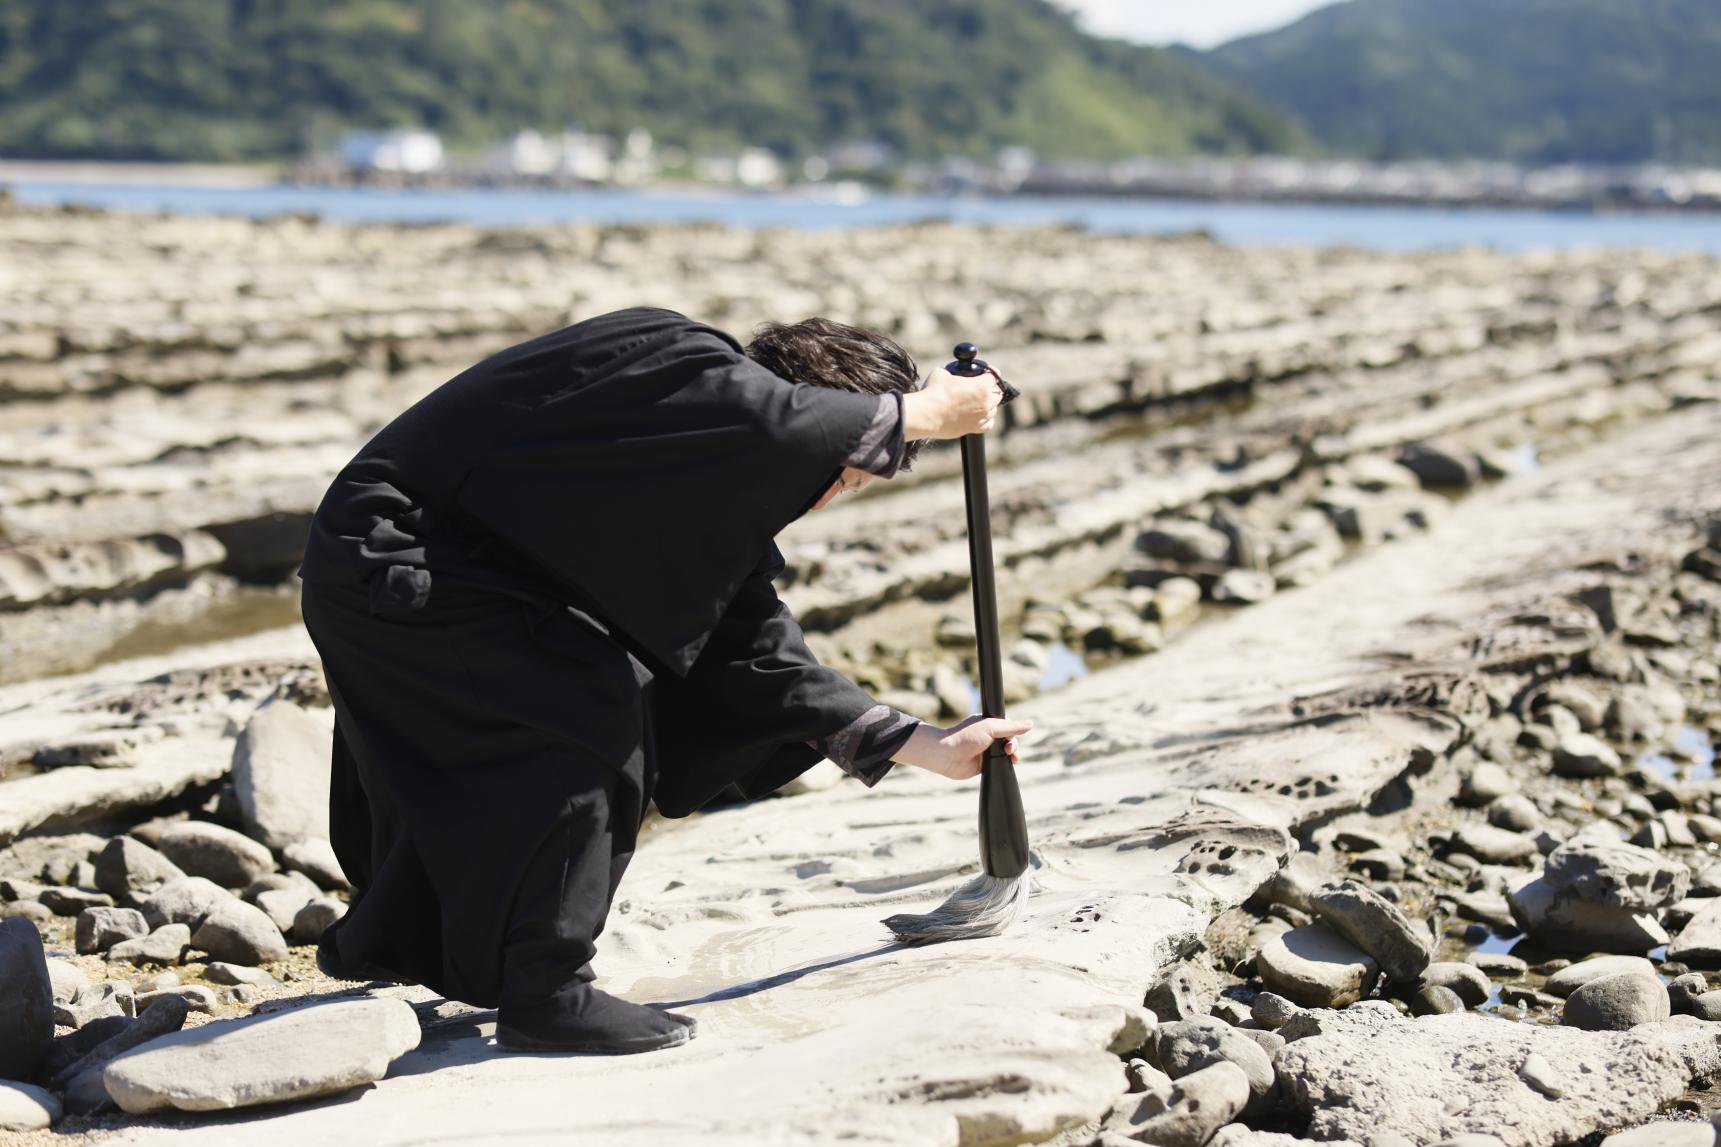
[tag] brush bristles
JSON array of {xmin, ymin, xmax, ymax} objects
[{"xmin": 882, "ymin": 872, "xmax": 1030, "ymax": 945}]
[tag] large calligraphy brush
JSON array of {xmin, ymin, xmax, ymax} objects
[{"xmin": 884, "ymin": 343, "xmax": 1031, "ymax": 944}]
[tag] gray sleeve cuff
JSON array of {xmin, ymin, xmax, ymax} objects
[
  {"xmin": 810, "ymin": 704, "xmax": 919, "ymax": 787},
  {"xmin": 842, "ymin": 392, "xmax": 906, "ymax": 479}
]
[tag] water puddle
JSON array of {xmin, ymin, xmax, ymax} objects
[
  {"xmin": 1037, "ymin": 641, "xmax": 1090, "ymax": 691},
  {"xmin": 1641, "ymin": 725, "xmax": 1717, "ymax": 783}
]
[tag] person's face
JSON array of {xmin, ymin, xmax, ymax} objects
[{"xmin": 808, "ymin": 466, "xmax": 877, "ymax": 512}]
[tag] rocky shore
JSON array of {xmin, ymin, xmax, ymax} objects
[{"xmin": 0, "ymin": 201, "xmax": 1718, "ymax": 1145}]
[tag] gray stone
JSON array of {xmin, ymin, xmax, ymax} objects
[
  {"xmin": 1266, "ymin": 851, "xmax": 1330, "ymax": 915},
  {"xmin": 291, "ymin": 897, "xmax": 346, "ymax": 946},
  {"xmin": 242, "ymin": 870, "xmax": 319, "ymax": 903},
  {"xmin": 1257, "ymin": 923, "xmax": 1379, "ymax": 1008},
  {"xmin": 158, "ymin": 821, "xmax": 277, "ymax": 889},
  {"xmin": 1419, "ymin": 962, "xmax": 1492, "ymax": 1008},
  {"xmin": 1135, "ymin": 520, "xmax": 1232, "ymax": 565},
  {"xmin": 1275, "ymin": 1001, "xmax": 1712, "ymax": 1145},
  {"xmin": 1543, "ymin": 683, "xmax": 1608, "ymax": 730},
  {"xmin": 1670, "ymin": 899, "xmax": 1721, "ymax": 969},
  {"xmin": 280, "ymin": 836, "xmax": 350, "ymax": 891},
  {"xmin": 0, "ymin": 917, "xmax": 53, "ymax": 1081},
  {"xmin": 1153, "ymin": 1018, "xmax": 1276, "ymax": 1117},
  {"xmin": 1211, "ymin": 568, "xmax": 1276, "ymax": 605},
  {"xmin": 1451, "ymin": 823, "xmax": 1539, "ymax": 865},
  {"xmin": 1124, "ymin": 1058, "xmax": 1172, "ymax": 1095},
  {"xmin": 1508, "ymin": 873, "xmax": 1670, "ymax": 952},
  {"xmin": 1599, "ymin": 1122, "xmax": 1718, "ymax": 1147},
  {"xmin": 105, "ymin": 922, "xmax": 191, "ymax": 966},
  {"xmin": 1458, "ymin": 762, "xmax": 1518, "ymax": 806},
  {"xmin": 38, "ymin": 886, "xmax": 113, "ymax": 916},
  {"xmin": 1467, "ymin": 951, "xmax": 1528, "ymax": 976},
  {"xmin": 255, "ymin": 885, "xmax": 315, "ymax": 933},
  {"xmin": 54, "ymin": 981, "xmax": 133, "ymax": 1028},
  {"xmin": 0, "ymin": 900, "xmax": 50, "ymax": 929},
  {"xmin": 140, "ymin": 875, "xmax": 237, "ymax": 931},
  {"xmin": 75, "ymin": 905, "xmax": 148, "ymax": 954},
  {"xmin": 1562, "ymin": 973, "xmax": 1671, "ymax": 1031},
  {"xmin": 1545, "ymin": 956, "xmax": 1659, "ymax": 998},
  {"xmin": 135, "ymin": 985, "xmax": 219, "ymax": 1014},
  {"xmin": 1518, "ymin": 1051, "xmax": 1565, "ymax": 1098},
  {"xmin": 232, "ymin": 699, "xmax": 334, "ymax": 851},
  {"xmin": 204, "ymin": 961, "xmax": 278, "ymax": 987},
  {"xmin": 46, "ymin": 958, "xmax": 89, "ymax": 1003},
  {"xmin": 1544, "ymin": 838, "xmax": 1691, "ymax": 910},
  {"xmin": 1412, "ymin": 985, "xmax": 1465, "ymax": 1015},
  {"xmin": 103, "ymin": 998, "xmax": 421, "ymax": 1114},
  {"xmin": 1142, "ymin": 964, "xmax": 1213, "ymax": 1022},
  {"xmin": 1348, "ymin": 847, "xmax": 1405, "ymax": 881},
  {"xmin": 0, "ymin": 1080, "xmax": 60, "ymax": 1131},
  {"xmin": 1309, "ymin": 880, "xmax": 1431, "ymax": 982},
  {"xmin": 1250, "ymin": 991, "xmax": 1299, "ymax": 1030},
  {"xmin": 137, "ymin": 970, "xmax": 180, "ymax": 993},
  {"xmin": 1399, "ymin": 442, "xmax": 1479, "ymax": 488},
  {"xmin": 1102, "ymin": 1060, "xmax": 1249, "ymax": 1147},
  {"xmin": 52, "ymin": 995, "xmax": 189, "ymax": 1115},
  {"xmin": 192, "ymin": 900, "xmax": 289, "ymax": 966},
  {"xmin": 1487, "ymin": 794, "xmax": 1542, "ymax": 834},
  {"xmin": 93, "ymin": 837, "xmax": 186, "ymax": 902},
  {"xmin": 1553, "ymin": 733, "xmax": 1624, "ymax": 778}
]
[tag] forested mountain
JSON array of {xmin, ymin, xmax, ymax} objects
[
  {"xmin": 0, "ymin": 0, "xmax": 1302, "ymax": 162},
  {"xmin": 1184, "ymin": 0, "xmax": 1721, "ymax": 165}
]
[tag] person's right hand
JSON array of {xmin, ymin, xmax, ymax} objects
[
  {"xmin": 893, "ymin": 715, "xmax": 1033, "ymax": 780},
  {"xmin": 903, "ymin": 366, "xmax": 1005, "ymax": 440}
]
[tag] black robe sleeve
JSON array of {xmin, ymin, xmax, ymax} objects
[{"xmin": 648, "ymin": 543, "xmax": 901, "ymax": 817}]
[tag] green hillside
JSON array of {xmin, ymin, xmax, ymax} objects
[
  {"xmin": 1186, "ymin": 0, "xmax": 1721, "ymax": 164},
  {"xmin": 0, "ymin": 0, "xmax": 1303, "ymax": 163}
]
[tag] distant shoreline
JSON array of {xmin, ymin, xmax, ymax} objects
[{"xmin": 0, "ymin": 159, "xmax": 279, "ymax": 187}]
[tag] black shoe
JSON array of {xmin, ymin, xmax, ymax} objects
[{"xmin": 497, "ymin": 981, "xmax": 697, "ymax": 1054}]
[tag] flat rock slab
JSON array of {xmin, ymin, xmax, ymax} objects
[
  {"xmin": 1277, "ymin": 1003, "xmax": 1721, "ymax": 1147},
  {"xmin": 94, "ymin": 391, "xmax": 1721, "ymax": 1144},
  {"xmin": 103, "ymin": 998, "xmax": 420, "ymax": 1114}
]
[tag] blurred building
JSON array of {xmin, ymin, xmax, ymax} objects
[{"xmin": 336, "ymin": 130, "xmax": 444, "ymax": 174}]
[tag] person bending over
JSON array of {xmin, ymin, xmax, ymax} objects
[{"xmin": 298, "ymin": 307, "xmax": 1031, "ymax": 1054}]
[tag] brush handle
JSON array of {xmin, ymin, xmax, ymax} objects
[{"xmin": 950, "ymin": 343, "xmax": 1030, "ymax": 880}]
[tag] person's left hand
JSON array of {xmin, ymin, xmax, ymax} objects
[{"xmin": 894, "ymin": 715, "xmax": 1032, "ymax": 780}]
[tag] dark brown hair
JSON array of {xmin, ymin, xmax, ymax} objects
[{"xmin": 746, "ymin": 317, "xmax": 924, "ymax": 470}]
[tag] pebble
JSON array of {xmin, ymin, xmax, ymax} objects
[
  {"xmin": 1544, "ymin": 955, "xmax": 1658, "ymax": 998},
  {"xmin": 1419, "ymin": 963, "xmax": 1492, "ymax": 1008},
  {"xmin": 204, "ymin": 961, "xmax": 278, "ymax": 987},
  {"xmin": 1398, "ymin": 442, "xmax": 1478, "ymax": 488},
  {"xmin": 1411, "ymin": 985, "xmax": 1465, "ymax": 1015},
  {"xmin": 1518, "ymin": 1051, "xmax": 1565, "ymax": 1098},
  {"xmin": 256, "ymin": 885, "xmax": 316, "ymax": 932},
  {"xmin": 1250, "ymin": 991, "xmax": 1300, "ymax": 1030},
  {"xmin": 93, "ymin": 837, "xmax": 186, "ymax": 901},
  {"xmin": 38, "ymin": 886, "xmax": 114, "ymax": 916},
  {"xmin": 0, "ymin": 917, "xmax": 53, "ymax": 1081},
  {"xmin": 277, "ymin": 838, "xmax": 348, "ymax": 893},
  {"xmin": 191, "ymin": 900, "xmax": 289, "ymax": 966},
  {"xmin": 292, "ymin": 896, "xmax": 347, "ymax": 945},
  {"xmin": 0, "ymin": 1080, "xmax": 61, "ymax": 1131},
  {"xmin": 1498, "ymin": 985, "xmax": 1562, "ymax": 1010},
  {"xmin": 1669, "ymin": 900, "xmax": 1721, "ymax": 969},
  {"xmin": 158, "ymin": 821, "xmax": 278, "ymax": 889},
  {"xmin": 54, "ymin": 981, "xmax": 134, "ymax": 1028},
  {"xmin": 1450, "ymin": 824, "xmax": 1539, "ymax": 865},
  {"xmin": 136, "ymin": 969, "xmax": 181, "ymax": 993},
  {"xmin": 1103, "ymin": 1060, "xmax": 1249, "ymax": 1147},
  {"xmin": 1466, "ymin": 951, "xmax": 1528, "ymax": 976},
  {"xmin": 1125, "ymin": 1058, "xmax": 1172, "ymax": 1095},
  {"xmin": 1211, "ymin": 568, "xmax": 1276, "ymax": 605},
  {"xmin": 1143, "ymin": 964, "xmax": 1213, "ymax": 1023},
  {"xmin": 102, "ymin": 997, "xmax": 422, "ymax": 1115},
  {"xmin": 135, "ymin": 984, "xmax": 219, "ymax": 1013},
  {"xmin": 75, "ymin": 905, "xmax": 149, "ymax": 954},
  {"xmin": 106, "ymin": 922, "xmax": 192, "ymax": 966},
  {"xmin": 1486, "ymin": 794, "xmax": 1542, "ymax": 834},
  {"xmin": 1561, "ymin": 972, "xmax": 1670, "ymax": 1030},
  {"xmin": 1257, "ymin": 923, "xmax": 1379, "ymax": 1008},
  {"xmin": 1349, "ymin": 848, "xmax": 1406, "ymax": 881},
  {"xmin": 1552, "ymin": 733, "xmax": 1624, "ymax": 778},
  {"xmin": 1154, "ymin": 1018, "xmax": 1276, "ymax": 1116},
  {"xmin": 45, "ymin": 957, "xmax": 89, "ymax": 1003},
  {"xmin": 141, "ymin": 876, "xmax": 241, "ymax": 931},
  {"xmin": 1309, "ymin": 880, "xmax": 1432, "ymax": 982},
  {"xmin": 1543, "ymin": 683, "xmax": 1608, "ymax": 730}
]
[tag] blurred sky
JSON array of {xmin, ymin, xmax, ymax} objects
[{"xmin": 1056, "ymin": 0, "xmax": 1334, "ymax": 48}]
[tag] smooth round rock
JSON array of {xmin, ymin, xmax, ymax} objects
[
  {"xmin": 158, "ymin": 822, "xmax": 277, "ymax": 889},
  {"xmin": 1418, "ymin": 962, "xmax": 1492, "ymax": 1008},
  {"xmin": 0, "ymin": 1080, "xmax": 61, "ymax": 1131},
  {"xmin": 1258, "ymin": 923, "xmax": 1379, "ymax": 1008},
  {"xmin": 1545, "ymin": 955, "xmax": 1658, "ymax": 998},
  {"xmin": 1562, "ymin": 973, "xmax": 1670, "ymax": 1031}
]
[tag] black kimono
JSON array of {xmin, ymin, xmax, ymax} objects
[{"xmin": 297, "ymin": 307, "xmax": 916, "ymax": 1009}]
